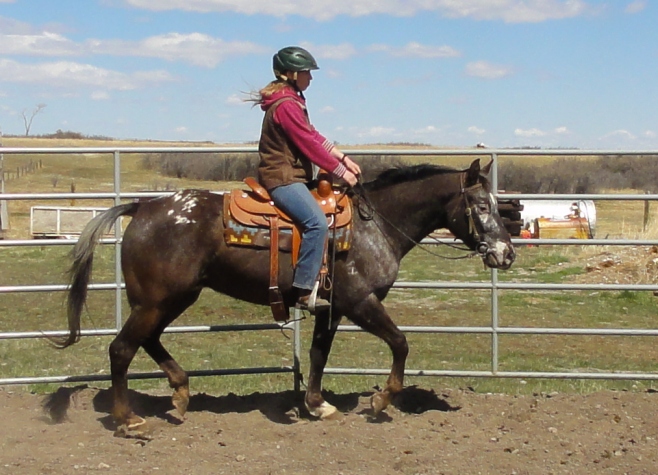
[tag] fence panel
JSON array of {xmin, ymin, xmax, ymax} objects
[{"xmin": 1, "ymin": 146, "xmax": 657, "ymax": 388}]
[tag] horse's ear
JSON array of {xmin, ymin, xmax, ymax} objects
[
  {"xmin": 481, "ymin": 158, "xmax": 493, "ymax": 175},
  {"xmin": 465, "ymin": 159, "xmax": 481, "ymax": 186}
]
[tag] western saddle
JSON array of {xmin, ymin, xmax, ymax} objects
[{"xmin": 223, "ymin": 173, "xmax": 353, "ymax": 321}]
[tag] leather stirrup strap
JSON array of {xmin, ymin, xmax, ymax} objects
[
  {"xmin": 318, "ymin": 229, "xmax": 330, "ymax": 289},
  {"xmin": 291, "ymin": 225, "xmax": 301, "ymax": 268},
  {"xmin": 268, "ymin": 216, "xmax": 289, "ymax": 322}
]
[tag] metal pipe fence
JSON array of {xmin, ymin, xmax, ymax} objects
[{"xmin": 1, "ymin": 146, "xmax": 657, "ymax": 387}]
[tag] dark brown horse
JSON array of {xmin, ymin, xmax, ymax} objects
[{"xmin": 56, "ymin": 159, "xmax": 515, "ymax": 429}]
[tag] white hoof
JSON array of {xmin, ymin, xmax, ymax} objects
[{"xmin": 307, "ymin": 401, "xmax": 339, "ymax": 420}]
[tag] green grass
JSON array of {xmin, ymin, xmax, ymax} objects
[{"xmin": 5, "ymin": 243, "xmax": 656, "ymax": 398}]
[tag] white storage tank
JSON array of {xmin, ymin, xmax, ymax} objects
[{"xmin": 519, "ymin": 200, "xmax": 596, "ymax": 239}]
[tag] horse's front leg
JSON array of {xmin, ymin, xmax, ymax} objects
[
  {"xmin": 348, "ymin": 293, "xmax": 409, "ymax": 414},
  {"xmin": 305, "ymin": 308, "xmax": 342, "ymax": 419}
]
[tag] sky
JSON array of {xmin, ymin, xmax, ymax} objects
[{"xmin": 0, "ymin": 0, "xmax": 656, "ymax": 150}]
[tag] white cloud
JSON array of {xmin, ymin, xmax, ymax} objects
[
  {"xmin": 625, "ymin": 1, "xmax": 646, "ymax": 14},
  {"xmin": 643, "ymin": 130, "xmax": 656, "ymax": 139},
  {"xmin": 515, "ymin": 127, "xmax": 547, "ymax": 137},
  {"xmin": 299, "ymin": 42, "xmax": 357, "ymax": 61},
  {"xmin": 320, "ymin": 106, "xmax": 335, "ymax": 113},
  {"xmin": 0, "ymin": 15, "xmax": 39, "ymax": 35},
  {"xmin": 357, "ymin": 126, "xmax": 396, "ymax": 138},
  {"xmin": 413, "ymin": 125, "xmax": 438, "ymax": 135},
  {"xmin": 123, "ymin": 0, "xmax": 593, "ymax": 23},
  {"xmin": 0, "ymin": 31, "xmax": 81, "ymax": 56},
  {"xmin": 0, "ymin": 26, "xmax": 266, "ymax": 68},
  {"xmin": 90, "ymin": 33, "xmax": 266, "ymax": 68},
  {"xmin": 0, "ymin": 58, "xmax": 174, "ymax": 90},
  {"xmin": 225, "ymin": 94, "xmax": 246, "ymax": 106},
  {"xmin": 466, "ymin": 61, "xmax": 514, "ymax": 79},
  {"xmin": 468, "ymin": 126, "xmax": 486, "ymax": 135},
  {"xmin": 175, "ymin": 126, "xmax": 188, "ymax": 133},
  {"xmin": 91, "ymin": 91, "xmax": 110, "ymax": 100},
  {"xmin": 554, "ymin": 126, "xmax": 570, "ymax": 134},
  {"xmin": 369, "ymin": 42, "xmax": 461, "ymax": 58},
  {"xmin": 607, "ymin": 129, "xmax": 636, "ymax": 140}
]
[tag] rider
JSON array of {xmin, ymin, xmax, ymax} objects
[{"xmin": 255, "ymin": 46, "xmax": 361, "ymax": 313}]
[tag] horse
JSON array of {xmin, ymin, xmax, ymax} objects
[{"xmin": 55, "ymin": 158, "xmax": 515, "ymax": 430}]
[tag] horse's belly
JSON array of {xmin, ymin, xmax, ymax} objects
[{"xmin": 204, "ymin": 246, "xmax": 295, "ymax": 305}]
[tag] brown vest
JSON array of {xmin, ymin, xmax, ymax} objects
[{"xmin": 258, "ymin": 97, "xmax": 314, "ymax": 191}]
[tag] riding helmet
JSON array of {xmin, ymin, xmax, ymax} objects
[{"xmin": 272, "ymin": 46, "xmax": 319, "ymax": 77}]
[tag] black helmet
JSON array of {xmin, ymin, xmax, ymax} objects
[{"xmin": 272, "ymin": 46, "xmax": 319, "ymax": 77}]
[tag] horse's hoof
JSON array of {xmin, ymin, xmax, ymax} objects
[
  {"xmin": 172, "ymin": 387, "xmax": 189, "ymax": 418},
  {"xmin": 113, "ymin": 414, "xmax": 149, "ymax": 438},
  {"xmin": 114, "ymin": 423, "xmax": 153, "ymax": 440},
  {"xmin": 370, "ymin": 391, "xmax": 390, "ymax": 414},
  {"xmin": 307, "ymin": 401, "xmax": 339, "ymax": 420},
  {"xmin": 126, "ymin": 414, "xmax": 147, "ymax": 430}
]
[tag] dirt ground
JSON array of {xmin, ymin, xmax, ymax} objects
[
  {"xmin": 1, "ymin": 384, "xmax": 657, "ymax": 475},
  {"xmin": 3, "ymin": 247, "xmax": 658, "ymax": 475}
]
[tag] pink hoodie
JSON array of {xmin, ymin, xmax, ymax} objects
[{"xmin": 260, "ymin": 88, "xmax": 346, "ymax": 178}]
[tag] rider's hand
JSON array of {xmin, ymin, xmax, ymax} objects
[
  {"xmin": 343, "ymin": 156, "xmax": 361, "ymax": 176},
  {"xmin": 342, "ymin": 170, "xmax": 358, "ymax": 187}
]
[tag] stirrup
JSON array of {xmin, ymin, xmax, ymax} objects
[{"xmin": 296, "ymin": 281, "xmax": 330, "ymax": 314}]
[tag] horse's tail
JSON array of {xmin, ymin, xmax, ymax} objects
[{"xmin": 51, "ymin": 202, "xmax": 139, "ymax": 349}]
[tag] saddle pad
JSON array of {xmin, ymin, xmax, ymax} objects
[
  {"xmin": 223, "ymin": 193, "xmax": 353, "ymax": 252},
  {"xmin": 228, "ymin": 188, "xmax": 352, "ymax": 229},
  {"xmin": 224, "ymin": 214, "xmax": 352, "ymax": 252}
]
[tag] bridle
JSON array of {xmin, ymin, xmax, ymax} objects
[{"xmin": 455, "ymin": 173, "xmax": 492, "ymax": 257}]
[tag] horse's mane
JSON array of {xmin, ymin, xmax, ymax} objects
[{"xmin": 362, "ymin": 164, "xmax": 458, "ymax": 192}]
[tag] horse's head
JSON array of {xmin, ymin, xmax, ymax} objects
[{"xmin": 448, "ymin": 159, "xmax": 516, "ymax": 270}]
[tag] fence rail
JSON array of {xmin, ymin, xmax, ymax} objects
[{"xmin": 1, "ymin": 146, "xmax": 657, "ymax": 387}]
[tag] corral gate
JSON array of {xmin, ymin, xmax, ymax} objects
[{"xmin": 1, "ymin": 146, "xmax": 658, "ymax": 388}]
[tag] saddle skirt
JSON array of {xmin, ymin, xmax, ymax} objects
[{"xmin": 223, "ymin": 180, "xmax": 353, "ymax": 254}]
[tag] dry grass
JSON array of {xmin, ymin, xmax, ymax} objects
[{"xmin": 1, "ymin": 137, "xmax": 243, "ymax": 239}]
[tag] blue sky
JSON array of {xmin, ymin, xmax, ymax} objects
[{"xmin": 0, "ymin": 0, "xmax": 656, "ymax": 149}]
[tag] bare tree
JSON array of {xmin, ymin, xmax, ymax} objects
[{"xmin": 21, "ymin": 103, "xmax": 47, "ymax": 136}]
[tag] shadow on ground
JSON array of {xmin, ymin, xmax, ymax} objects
[{"xmin": 41, "ymin": 384, "xmax": 460, "ymax": 431}]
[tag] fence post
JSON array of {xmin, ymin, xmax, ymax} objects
[
  {"xmin": 0, "ymin": 129, "xmax": 7, "ymax": 236},
  {"xmin": 490, "ymin": 152, "xmax": 499, "ymax": 374},
  {"xmin": 644, "ymin": 190, "xmax": 650, "ymax": 232}
]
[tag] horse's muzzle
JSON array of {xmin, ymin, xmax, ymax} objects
[{"xmin": 482, "ymin": 242, "xmax": 516, "ymax": 270}]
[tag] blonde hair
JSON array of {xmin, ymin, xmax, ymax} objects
[{"xmin": 246, "ymin": 79, "xmax": 292, "ymax": 106}]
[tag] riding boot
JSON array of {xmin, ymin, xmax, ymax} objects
[{"xmin": 295, "ymin": 282, "xmax": 330, "ymax": 314}]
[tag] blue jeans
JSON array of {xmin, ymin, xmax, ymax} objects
[{"xmin": 269, "ymin": 182, "xmax": 328, "ymax": 290}]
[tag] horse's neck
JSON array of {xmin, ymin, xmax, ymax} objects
[{"xmin": 364, "ymin": 177, "xmax": 459, "ymax": 256}]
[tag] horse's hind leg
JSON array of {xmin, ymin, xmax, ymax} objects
[
  {"xmin": 109, "ymin": 308, "xmax": 161, "ymax": 429},
  {"xmin": 109, "ymin": 293, "xmax": 198, "ymax": 429},
  {"xmin": 141, "ymin": 335, "xmax": 190, "ymax": 419}
]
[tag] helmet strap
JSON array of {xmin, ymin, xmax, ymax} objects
[{"xmin": 278, "ymin": 71, "xmax": 305, "ymax": 100}]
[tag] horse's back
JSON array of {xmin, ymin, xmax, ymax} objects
[
  {"xmin": 122, "ymin": 189, "xmax": 279, "ymax": 306},
  {"xmin": 122, "ymin": 190, "xmax": 225, "ymax": 294}
]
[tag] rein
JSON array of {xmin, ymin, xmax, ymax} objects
[{"xmin": 351, "ymin": 177, "xmax": 483, "ymax": 261}]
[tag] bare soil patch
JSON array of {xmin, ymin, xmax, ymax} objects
[
  {"xmin": 2, "ymin": 385, "xmax": 657, "ymax": 475},
  {"xmin": 573, "ymin": 245, "xmax": 658, "ymax": 285}
]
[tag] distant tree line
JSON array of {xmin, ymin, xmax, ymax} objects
[
  {"xmin": 143, "ymin": 151, "xmax": 658, "ymax": 194},
  {"xmin": 141, "ymin": 152, "xmax": 406, "ymax": 183},
  {"xmin": 3, "ymin": 129, "xmax": 115, "ymax": 140},
  {"xmin": 498, "ymin": 155, "xmax": 658, "ymax": 193}
]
